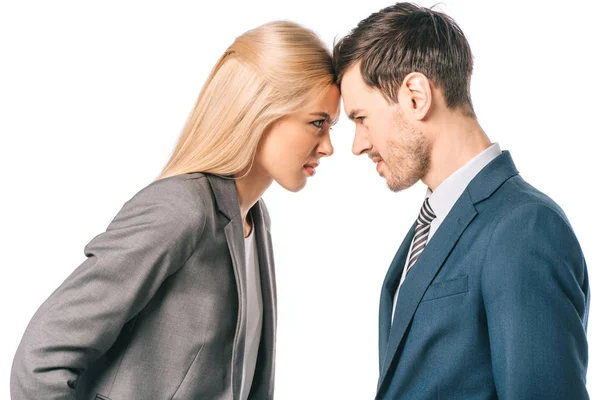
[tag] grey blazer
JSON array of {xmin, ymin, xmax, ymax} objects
[{"xmin": 11, "ymin": 173, "xmax": 277, "ymax": 400}]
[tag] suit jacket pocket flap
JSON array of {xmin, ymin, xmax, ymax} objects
[{"xmin": 421, "ymin": 275, "xmax": 468, "ymax": 302}]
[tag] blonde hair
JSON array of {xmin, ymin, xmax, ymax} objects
[{"xmin": 156, "ymin": 21, "xmax": 335, "ymax": 181}]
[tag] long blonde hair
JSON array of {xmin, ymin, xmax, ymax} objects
[{"xmin": 156, "ymin": 21, "xmax": 335, "ymax": 180}]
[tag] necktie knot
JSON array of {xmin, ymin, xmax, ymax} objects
[{"xmin": 416, "ymin": 198, "xmax": 436, "ymax": 226}]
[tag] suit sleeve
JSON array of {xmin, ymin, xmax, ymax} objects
[
  {"xmin": 10, "ymin": 177, "xmax": 207, "ymax": 399},
  {"xmin": 482, "ymin": 203, "xmax": 590, "ymax": 399}
]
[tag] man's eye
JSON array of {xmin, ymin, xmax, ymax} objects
[
  {"xmin": 310, "ymin": 119, "xmax": 325, "ymax": 129},
  {"xmin": 355, "ymin": 117, "xmax": 365, "ymax": 124}
]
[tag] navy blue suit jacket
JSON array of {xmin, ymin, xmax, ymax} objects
[{"xmin": 377, "ymin": 151, "xmax": 590, "ymax": 399}]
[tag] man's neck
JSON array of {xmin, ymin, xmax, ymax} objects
[{"xmin": 423, "ymin": 116, "xmax": 491, "ymax": 192}]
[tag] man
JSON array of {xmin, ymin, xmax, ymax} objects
[{"xmin": 333, "ymin": 3, "xmax": 590, "ymax": 399}]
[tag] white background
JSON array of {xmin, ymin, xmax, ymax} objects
[{"xmin": 1, "ymin": 1, "xmax": 598, "ymax": 398}]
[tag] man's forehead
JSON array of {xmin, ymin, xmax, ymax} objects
[
  {"xmin": 340, "ymin": 64, "xmax": 374, "ymax": 112},
  {"xmin": 340, "ymin": 63, "xmax": 365, "ymax": 93}
]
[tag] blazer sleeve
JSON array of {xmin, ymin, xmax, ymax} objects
[
  {"xmin": 10, "ymin": 176, "xmax": 207, "ymax": 400},
  {"xmin": 482, "ymin": 203, "xmax": 590, "ymax": 399}
]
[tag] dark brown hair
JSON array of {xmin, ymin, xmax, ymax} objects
[{"xmin": 333, "ymin": 2, "xmax": 475, "ymax": 116}]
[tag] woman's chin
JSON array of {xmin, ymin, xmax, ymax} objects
[{"xmin": 277, "ymin": 176, "xmax": 307, "ymax": 193}]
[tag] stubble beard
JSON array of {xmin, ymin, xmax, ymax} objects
[{"xmin": 384, "ymin": 111, "xmax": 431, "ymax": 192}]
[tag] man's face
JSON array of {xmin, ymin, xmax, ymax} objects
[{"xmin": 341, "ymin": 63, "xmax": 431, "ymax": 192}]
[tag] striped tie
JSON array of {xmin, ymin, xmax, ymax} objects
[{"xmin": 405, "ymin": 198, "xmax": 436, "ymax": 274}]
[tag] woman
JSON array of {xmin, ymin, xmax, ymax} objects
[{"xmin": 11, "ymin": 21, "xmax": 339, "ymax": 400}]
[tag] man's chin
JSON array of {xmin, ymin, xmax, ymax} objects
[
  {"xmin": 385, "ymin": 174, "xmax": 419, "ymax": 192},
  {"xmin": 386, "ymin": 181, "xmax": 405, "ymax": 193}
]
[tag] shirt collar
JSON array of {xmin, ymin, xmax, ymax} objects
[{"xmin": 426, "ymin": 143, "xmax": 502, "ymax": 222}]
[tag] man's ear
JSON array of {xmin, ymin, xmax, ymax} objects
[{"xmin": 398, "ymin": 72, "xmax": 432, "ymax": 121}]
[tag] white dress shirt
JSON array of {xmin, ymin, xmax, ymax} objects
[
  {"xmin": 391, "ymin": 143, "xmax": 503, "ymax": 322},
  {"xmin": 240, "ymin": 222, "xmax": 263, "ymax": 400}
]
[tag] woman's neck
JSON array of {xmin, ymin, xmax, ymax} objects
[{"xmin": 234, "ymin": 164, "xmax": 273, "ymax": 236}]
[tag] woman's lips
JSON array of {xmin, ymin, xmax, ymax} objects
[{"xmin": 304, "ymin": 163, "xmax": 318, "ymax": 176}]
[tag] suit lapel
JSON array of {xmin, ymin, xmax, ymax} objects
[
  {"xmin": 248, "ymin": 199, "xmax": 277, "ymax": 398},
  {"xmin": 206, "ymin": 174, "xmax": 277, "ymax": 399},
  {"xmin": 377, "ymin": 192, "xmax": 478, "ymax": 391},
  {"xmin": 206, "ymin": 174, "xmax": 246, "ymax": 399},
  {"xmin": 224, "ymin": 218, "xmax": 246, "ymax": 399},
  {"xmin": 378, "ymin": 221, "xmax": 416, "ymax": 370}
]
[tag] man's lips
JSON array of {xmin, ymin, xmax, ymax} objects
[{"xmin": 370, "ymin": 157, "xmax": 383, "ymax": 174}]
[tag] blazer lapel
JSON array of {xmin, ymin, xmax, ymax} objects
[
  {"xmin": 206, "ymin": 174, "xmax": 246, "ymax": 399},
  {"xmin": 377, "ymin": 192, "xmax": 478, "ymax": 391},
  {"xmin": 248, "ymin": 199, "xmax": 277, "ymax": 398},
  {"xmin": 378, "ymin": 221, "xmax": 416, "ymax": 370}
]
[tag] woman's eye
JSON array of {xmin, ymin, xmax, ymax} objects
[{"xmin": 310, "ymin": 119, "xmax": 325, "ymax": 129}]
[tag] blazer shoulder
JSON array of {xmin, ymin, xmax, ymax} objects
[
  {"xmin": 123, "ymin": 173, "xmax": 212, "ymax": 229},
  {"xmin": 484, "ymin": 175, "xmax": 569, "ymax": 223}
]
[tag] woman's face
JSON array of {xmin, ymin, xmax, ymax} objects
[{"xmin": 255, "ymin": 84, "xmax": 340, "ymax": 192}]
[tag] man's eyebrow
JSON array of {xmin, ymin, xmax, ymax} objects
[{"xmin": 348, "ymin": 109, "xmax": 364, "ymax": 121}]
